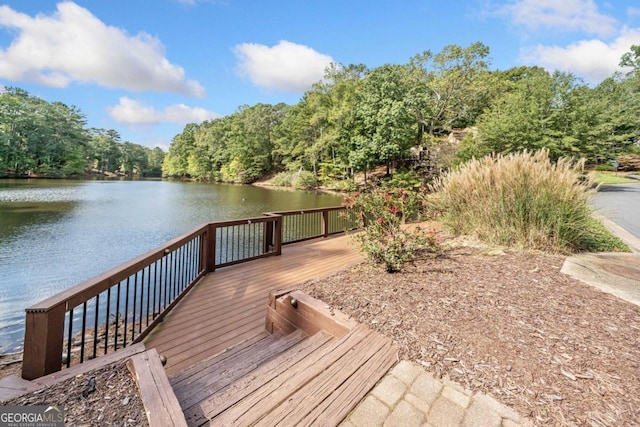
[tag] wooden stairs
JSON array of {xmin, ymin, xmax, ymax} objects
[{"xmin": 170, "ymin": 289, "xmax": 398, "ymax": 426}]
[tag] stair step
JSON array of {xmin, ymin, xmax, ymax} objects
[
  {"xmin": 184, "ymin": 330, "xmax": 334, "ymax": 426},
  {"xmin": 170, "ymin": 330, "xmax": 279, "ymax": 386},
  {"xmin": 209, "ymin": 324, "xmax": 389, "ymax": 426},
  {"xmin": 174, "ymin": 329, "xmax": 310, "ymax": 414},
  {"xmin": 261, "ymin": 332, "xmax": 397, "ymax": 426}
]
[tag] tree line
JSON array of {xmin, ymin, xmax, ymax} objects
[
  {"xmin": 0, "ymin": 88, "xmax": 165, "ymax": 178},
  {"xmin": 163, "ymin": 42, "xmax": 640, "ymax": 185}
]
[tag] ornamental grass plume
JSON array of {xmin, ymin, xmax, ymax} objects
[{"xmin": 428, "ymin": 149, "xmax": 615, "ymax": 253}]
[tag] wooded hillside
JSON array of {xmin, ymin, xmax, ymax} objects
[
  {"xmin": 163, "ymin": 43, "xmax": 640, "ymax": 184},
  {"xmin": 0, "ymin": 88, "xmax": 165, "ymax": 178}
]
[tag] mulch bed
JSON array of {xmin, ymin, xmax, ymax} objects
[
  {"xmin": 301, "ymin": 242, "xmax": 640, "ymax": 426},
  {"xmin": 3, "ymin": 359, "xmax": 148, "ymax": 426}
]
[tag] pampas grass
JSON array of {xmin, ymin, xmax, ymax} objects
[{"xmin": 430, "ymin": 149, "xmax": 627, "ymax": 253}]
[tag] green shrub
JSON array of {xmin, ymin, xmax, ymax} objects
[
  {"xmin": 293, "ymin": 170, "xmax": 317, "ymax": 190},
  {"xmin": 381, "ymin": 169, "xmax": 425, "ymax": 190},
  {"xmin": 220, "ymin": 158, "xmax": 245, "ymax": 183},
  {"xmin": 593, "ymin": 163, "xmax": 616, "ymax": 171},
  {"xmin": 581, "ymin": 218, "xmax": 629, "ymax": 252},
  {"xmin": 343, "ymin": 188, "xmax": 439, "ymax": 272},
  {"xmin": 271, "ymin": 172, "xmax": 293, "ymax": 187},
  {"xmin": 452, "ymin": 134, "xmax": 492, "ymax": 166},
  {"xmin": 325, "ymin": 179, "xmax": 359, "ymax": 192},
  {"xmin": 429, "ymin": 149, "xmax": 619, "ymax": 253},
  {"xmin": 270, "ymin": 170, "xmax": 317, "ymax": 189}
]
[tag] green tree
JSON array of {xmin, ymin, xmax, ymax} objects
[
  {"xmin": 475, "ymin": 68, "xmax": 636, "ymax": 163},
  {"xmin": 408, "ymin": 42, "xmax": 493, "ymax": 137},
  {"xmin": 476, "ymin": 69, "xmax": 583, "ymax": 160},
  {"xmin": 119, "ymin": 142, "xmax": 149, "ymax": 176},
  {"xmin": 620, "ymin": 44, "xmax": 640, "ymax": 76},
  {"xmin": 162, "ymin": 123, "xmax": 198, "ymax": 177},
  {"xmin": 352, "ymin": 64, "xmax": 416, "ymax": 176},
  {"xmin": 146, "ymin": 147, "xmax": 166, "ymax": 177},
  {"xmin": 0, "ymin": 88, "xmax": 38, "ymax": 175},
  {"xmin": 0, "ymin": 88, "xmax": 90, "ymax": 176},
  {"xmin": 42, "ymin": 102, "xmax": 89, "ymax": 175},
  {"xmin": 88, "ymin": 129, "xmax": 121, "ymax": 173}
]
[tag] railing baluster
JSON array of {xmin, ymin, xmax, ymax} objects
[
  {"xmin": 179, "ymin": 247, "xmax": 183, "ymax": 294},
  {"xmin": 189, "ymin": 241, "xmax": 193, "ymax": 284},
  {"xmin": 155, "ymin": 258, "xmax": 161, "ymax": 318},
  {"xmin": 124, "ymin": 277, "xmax": 130, "ymax": 347},
  {"xmin": 92, "ymin": 294, "xmax": 99, "ymax": 359},
  {"xmin": 105, "ymin": 287, "xmax": 111, "ymax": 355},
  {"xmin": 170, "ymin": 250, "xmax": 176, "ymax": 300},
  {"xmin": 163, "ymin": 252, "xmax": 169, "ymax": 309},
  {"xmin": 246, "ymin": 223, "xmax": 250, "ymax": 258},
  {"xmin": 114, "ymin": 282, "xmax": 121, "ymax": 351},
  {"xmin": 131, "ymin": 274, "xmax": 137, "ymax": 341},
  {"xmin": 138, "ymin": 271, "xmax": 143, "ymax": 334},
  {"xmin": 66, "ymin": 309, "xmax": 73, "ymax": 368},
  {"xmin": 145, "ymin": 265, "xmax": 151, "ymax": 328},
  {"xmin": 80, "ymin": 302, "xmax": 87, "ymax": 363},
  {"xmin": 175, "ymin": 247, "xmax": 181, "ymax": 295},
  {"xmin": 181, "ymin": 245, "xmax": 187, "ymax": 292}
]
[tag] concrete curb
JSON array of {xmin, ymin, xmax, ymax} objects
[{"xmin": 594, "ymin": 213, "xmax": 640, "ymax": 253}]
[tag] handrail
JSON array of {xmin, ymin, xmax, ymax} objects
[
  {"xmin": 21, "ymin": 206, "xmax": 353, "ymax": 380},
  {"xmin": 272, "ymin": 206, "xmax": 359, "ymax": 244},
  {"xmin": 22, "ymin": 225, "xmax": 210, "ymax": 380}
]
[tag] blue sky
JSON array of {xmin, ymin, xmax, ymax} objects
[{"xmin": 1, "ymin": 0, "xmax": 639, "ymax": 149}]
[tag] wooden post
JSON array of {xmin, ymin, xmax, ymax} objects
[
  {"xmin": 199, "ymin": 230, "xmax": 206, "ymax": 274},
  {"xmin": 263, "ymin": 218, "xmax": 274, "ymax": 253},
  {"xmin": 273, "ymin": 215, "xmax": 282, "ymax": 256},
  {"xmin": 206, "ymin": 224, "xmax": 217, "ymax": 272},
  {"xmin": 22, "ymin": 305, "xmax": 65, "ymax": 380},
  {"xmin": 321, "ymin": 210, "xmax": 329, "ymax": 237}
]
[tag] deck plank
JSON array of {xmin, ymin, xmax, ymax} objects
[
  {"xmin": 174, "ymin": 329, "xmax": 308, "ymax": 411},
  {"xmin": 169, "ymin": 331, "xmax": 272, "ymax": 386},
  {"xmin": 143, "ymin": 234, "xmax": 364, "ymax": 375},
  {"xmin": 210, "ymin": 325, "xmax": 374, "ymax": 426},
  {"xmin": 300, "ymin": 343, "xmax": 398, "ymax": 426},
  {"xmin": 185, "ymin": 331, "xmax": 335, "ymax": 426}
]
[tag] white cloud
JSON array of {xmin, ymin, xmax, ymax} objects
[
  {"xmin": 108, "ymin": 97, "xmax": 221, "ymax": 125},
  {"xmin": 0, "ymin": 2, "xmax": 204, "ymax": 96},
  {"xmin": 233, "ymin": 40, "xmax": 333, "ymax": 92},
  {"xmin": 497, "ymin": 0, "xmax": 618, "ymax": 37},
  {"xmin": 629, "ymin": 7, "xmax": 640, "ymax": 17},
  {"xmin": 521, "ymin": 27, "xmax": 640, "ymax": 83}
]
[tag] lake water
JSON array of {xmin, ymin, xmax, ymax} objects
[{"xmin": 0, "ymin": 179, "xmax": 343, "ymax": 353}]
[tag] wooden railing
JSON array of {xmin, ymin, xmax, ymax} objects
[
  {"xmin": 21, "ymin": 206, "xmax": 356, "ymax": 380},
  {"xmin": 274, "ymin": 206, "xmax": 359, "ymax": 244}
]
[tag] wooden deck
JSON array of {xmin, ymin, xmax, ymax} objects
[
  {"xmin": 5, "ymin": 233, "xmax": 397, "ymax": 426},
  {"xmin": 143, "ymin": 233, "xmax": 365, "ymax": 377},
  {"xmin": 142, "ymin": 234, "xmax": 400, "ymax": 426},
  {"xmin": 168, "ymin": 289, "xmax": 397, "ymax": 426}
]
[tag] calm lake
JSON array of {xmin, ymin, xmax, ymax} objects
[{"xmin": 0, "ymin": 179, "xmax": 343, "ymax": 353}]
